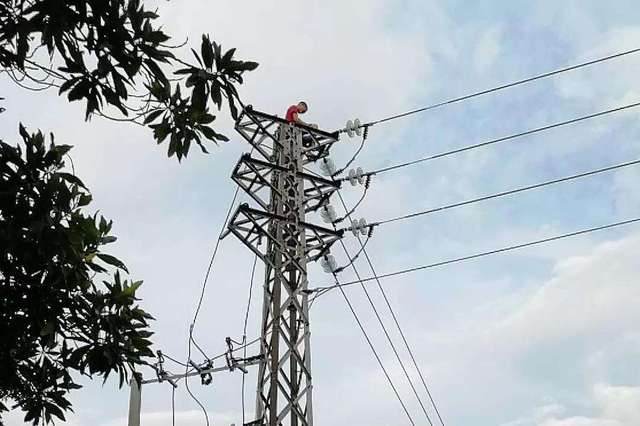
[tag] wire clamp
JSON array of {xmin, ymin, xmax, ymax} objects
[
  {"xmin": 225, "ymin": 337, "xmax": 248, "ymax": 373},
  {"xmin": 189, "ymin": 360, "xmax": 213, "ymax": 385},
  {"xmin": 154, "ymin": 350, "xmax": 178, "ymax": 388}
]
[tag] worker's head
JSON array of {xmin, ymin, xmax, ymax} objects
[{"xmin": 297, "ymin": 101, "xmax": 308, "ymax": 114}]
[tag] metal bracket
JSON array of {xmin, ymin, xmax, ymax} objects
[
  {"xmin": 226, "ymin": 203, "xmax": 343, "ymax": 264},
  {"xmin": 235, "ymin": 106, "xmax": 340, "ymax": 164},
  {"xmin": 232, "ymin": 154, "xmax": 341, "ymax": 213}
]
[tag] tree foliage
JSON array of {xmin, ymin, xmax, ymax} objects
[
  {"xmin": 0, "ymin": 126, "xmax": 154, "ymax": 425},
  {"xmin": 0, "ymin": 0, "xmax": 258, "ymax": 160}
]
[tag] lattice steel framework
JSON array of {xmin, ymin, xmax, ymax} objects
[{"xmin": 226, "ymin": 107, "xmax": 341, "ymax": 425}]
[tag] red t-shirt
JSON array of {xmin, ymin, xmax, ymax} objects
[{"xmin": 286, "ymin": 105, "xmax": 299, "ymax": 123}]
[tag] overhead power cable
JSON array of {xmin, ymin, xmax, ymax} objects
[
  {"xmin": 362, "ymin": 47, "xmax": 640, "ymax": 128},
  {"xmin": 314, "ymin": 217, "xmax": 640, "ymax": 293},
  {"xmin": 369, "ymin": 158, "xmax": 640, "ymax": 228},
  {"xmin": 333, "ymin": 231, "xmax": 434, "ymax": 424},
  {"xmin": 332, "ymin": 273, "xmax": 416, "ymax": 425},
  {"xmin": 241, "ymin": 254, "xmax": 258, "ymax": 426},
  {"xmin": 364, "ymin": 101, "xmax": 640, "ymax": 177},
  {"xmin": 183, "ymin": 184, "xmax": 242, "ymax": 426},
  {"xmin": 336, "ymin": 192, "xmax": 446, "ymax": 425}
]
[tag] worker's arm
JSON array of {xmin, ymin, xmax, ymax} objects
[
  {"xmin": 292, "ymin": 112, "xmax": 317, "ymax": 128},
  {"xmin": 292, "ymin": 112, "xmax": 308, "ymax": 126}
]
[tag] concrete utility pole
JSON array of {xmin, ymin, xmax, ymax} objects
[{"xmin": 227, "ymin": 106, "xmax": 343, "ymax": 425}]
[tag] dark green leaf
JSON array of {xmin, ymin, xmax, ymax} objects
[
  {"xmin": 201, "ymin": 35, "xmax": 214, "ymax": 69},
  {"xmin": 96, "ymin": 253, "xmax": 129, "ymax": 273},
  {"xmin": 57, "ymin": 172, "xmax": 87, "ymax": 189},
  {"xmin": 143, "ymin": 109, "xmax": 163, "ymax": 124}
]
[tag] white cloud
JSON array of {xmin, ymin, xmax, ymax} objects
[
  {"xmin": 101, "ymin": 410, "xmax": 238, "ymax": 426},
  {"xmin": 3, "ymin": 2, "xmax": 640, "ymax": 426},
  {"xmin": 473, "ymin": 27, "xmax": 503, "ymax": 73},
  {"xmin": 554, "ymin": 27, "xmax": 640, "ymax": 109},
  {"xmin": 509, "ymin": 384, "xmax": 640, "ymax": 426}
]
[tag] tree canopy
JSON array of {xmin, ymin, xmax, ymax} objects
[
  {"xmin": 0, "ymin": 126, "xmax": 155, "ymax": 425},
  {"xmin": 0, "ymin": 2, "xmax": 260, "ymax": 423},
  {"xmin": 1, "ymin": 0, "xmax": 258, "ymax": 160}
]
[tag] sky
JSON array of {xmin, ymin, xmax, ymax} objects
[{"xmin": 2, "ymin": 0, "xmax": 640, "ymax": 425}]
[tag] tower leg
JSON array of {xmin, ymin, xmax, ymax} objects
[{"xmin": 254, "ymin": 125, "xmax": 313, "ymax": 426}]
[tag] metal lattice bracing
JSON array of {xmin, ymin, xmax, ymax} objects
[
  {"xmin": 226, "ymin": 204, "xmax": 343, "ymax": 264},
  {"xmin": 235, "ymin": 106, "xmax": 339, "ymax": 164},
  {"xmin": 231, "ymin": 154, "xmax": 342, "ymax": 213},
  {"xmin": 226, "ymin": 112, "xmax": 342, "ymax": 426}
]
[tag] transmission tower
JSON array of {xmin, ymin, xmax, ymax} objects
[{"xmin": 226, "ymin": 106, "xmax": 343, "ymax": 425}]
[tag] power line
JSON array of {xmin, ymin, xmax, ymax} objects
[
  {"xmin": 314, "ymin": 217, "xmax": 640, "ymax": 293},
  {"xmin": 335, "ymin": 236, "xmax": 434, "ymax": 425},
  {"xmin": 171, "ymin": 386, "xmax": 176, "ymax": 426},
  {"xmin": 363, "ymin": 47, "xmax": 640, "ymax": 127},
  {"xmin": 332, "ymin": 273, "xmax": 417, "ymax": 425},
  {"xmin": 189, "ymin": 185, "xmax": 242, "ymax": 332},
  {"xmin": 241, "ymin": 254, "xmax": 258, "ymax": 426},
  {"xmin": 162, "ymin": 352, "xmax": 190, "ymax": 368},
  {"xmin": 363, "ymin": 101, "xmax": 640, "ymax": 177},
  {"xmin": 183, "ymin": 184, "xmax": 242, "ymax": 426},
  {"xmin": 370, "ymin": 158, "xmax": 640, "ymax": 227},
  {"xmin": 336, "ymin": 192, "xmax": 445, "ymax": 426}
]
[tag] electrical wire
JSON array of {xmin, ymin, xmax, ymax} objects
[
  {"xmin": 368, "ymin": 158, "xmax": 640, "ymax": 228},
  {"xmin": 336, "ymin": 192, "xmax": 445, "ymax": 425},
  {"xmin": 333, "ymin": 129, "xmax": 368, "ymax": 176},
  {"xmin": 334, "ymin": 236, "xmax": 371, "ymax": 273},
  {"xmin": 241, "ymin": 254, "xmax": 259, "ymax": 426},
  {"xmin": 162, "ymin": 352, "xmax": 190, "ymax": 368},
  {"xmin": 313, "ymin": 217, "xmax": 640, "ymax": 293},
  {"xmin": 335, "ymin": 236, "xmax": 434, "ymax": 425},
  {"xmin": 332, "ymin": 273, "xmax": 416, "ymax": 425},
  {"xmin": 334, "ymin": 181, "xmax": 371, "ymax": 224},
  {"xmin": 187, "ymin": 184, "xmax": 241, "ymax": 347},
  {"xmin": 365, "ymin": 101, "xmax": 640, "ymax": 177},
  {"xmin": 171, "ymin": 385, "xmax": 176, "ymax": 426},
  {"xmin": 183, "ymin": 184, "xmax": 243, "ymax": 426},
  {"xmin": 362, "ymin": 47, "xmax": 640, "ymax": 128},
  {"xmin": 319, "ymin": 130, "xmax": 431, "ymax": 422}
]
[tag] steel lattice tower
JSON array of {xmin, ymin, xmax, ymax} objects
[{"xmin": 226, "ymin": 106, "xmax": 343, "ymax": 425}]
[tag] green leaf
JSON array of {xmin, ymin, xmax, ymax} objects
[
  {"xmin": 58, "ymin": 172, "xmax": 87, "ymax": 189},
  {"xmin": 55, "ymin": 144, "xmax": 73, "ymax": 157},
  {"xmin": 221, "ymin": 48, "xmax": 236, "ymax": 69},
  {"xmin": 199, "ymin": 126, "xmax": 228, "ymax": 142},
  {"xmin": 78, "ymin": 193, "xmax": 92, "ymax": 206},
  {"xmin": 143, "ymin": 109, "xmax": 163, "ymax": 124},
  {"xmin": 191, "ymin": 82, "xmax": 207, "ymax": 111},
  {"xmin": 191, "ymin": 48, "xmax": 203, "ymax": 67},
  {"xmin": 174, "ymin": 67, "xmax": 196, "ymax": 75},
  {"xmin": 47, "ymin": 404, "xmax": 66, "ymax": 421},
  {"xmin": 122, "ymin": 281, "xmax": 143, "ymax": 298},
  {"xmin": 210, "ymin": 84, "xmax": 222, "ymax": 107},
  {"xmin": 100, "ymin": 235, "xmax": 117, "ymax": 244},
  {"xmin": 241, "ymin": 61, "xmax": 259, "ymax": 71},
  {"xmin": 201, "ymin": 35, "xmax": 214, "ymax": 69},
  {"xmin": 58, "ymin": 77, "xmax": 78, "ymax": 95},
  {"xmin": 151, "ymin": 121, "xmax": 170, "ymax": 144},
  {"xmin": 96, "ymin": 253, "xmax": 129, "ymax": 273},
  {"xmin": 197, "ymin": 113, "xmax": 215, "ymax": 124}
]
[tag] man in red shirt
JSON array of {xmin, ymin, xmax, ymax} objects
[{"xmin": 285, "ymin": 101, "xmax": 317, "ymax": 128}]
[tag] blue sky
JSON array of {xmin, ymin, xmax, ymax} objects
[{"xmin": 2, "ymin": 1, "xmax": 640, "ymax": 425}]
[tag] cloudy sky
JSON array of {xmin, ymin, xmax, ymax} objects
[{"xmin": 2, "ymin": 0, "xmax": 640, "ymax": 425}]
